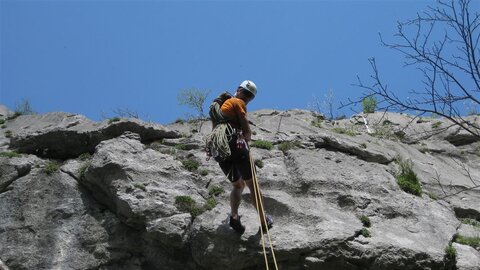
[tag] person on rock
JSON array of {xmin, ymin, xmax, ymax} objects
[{"xmin": 216, "ymin": 80, "xmax": 273, "ymax": 234}]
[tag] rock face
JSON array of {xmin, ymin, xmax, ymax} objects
[
  {"xmin": 1, "ymin": 108, "xmax": 479, "ymax": 269},
  {"xmin": 4, "ymin": 112, "xmax": 180, "ymax": 159}
]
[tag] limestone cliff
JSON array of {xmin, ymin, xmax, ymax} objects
[{"xmin": 0, "ymin": 108, "xmax": 479, "ymax": 270}]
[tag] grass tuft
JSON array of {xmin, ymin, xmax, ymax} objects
[
  {"xmin": 360, "ymin": 228, "xmax": 371, "ymax": 238},
  {"xmin": 44, "ymin": 161, "xmax": 61, "ymax": 175},
  {"xmin": 254, "ymin": 159, "xmax": 264, "ymax": 168},
  {"xmin": 331, "ymin": 127, "xmax": 357, "ymax": 136},
  {"xmin": 108, "ymin": 117, "xmax": 121, "ymax": 124},
  {"xmin": 182, "ymin": 159, "xmax": 199, "ymax": 172},
  {"xmin": 278, "ymin": 141, "xmax": 301, "ymax": 152},
  {"xmin": 444, "ymin": 243, "xmax": 456, "ymax": 261},
  {"xmin": 251, "ymin": 140, "xmax": 273, "ymax": 150},
  {"xmin": 461, "ymin": 218, "xmax": 480, "ymax": 228},
  {"xmin": 0, "ymin": 151, "xmax": 21, "ymax": 158},
  {"xmin": 455, "ymin": 235, "xmax": 480, "ymax": 248},
  {"xmin": 360, "ymin": 215, "xmax": 371, "ymax": 227},
  {"xmin": 395, "ymin": 157, "xmax": 422, "ymax": 196},
  {"xmin": 79, "ymin": 153, "xmax": 92, "ymax": 161},
  {"xmin": 208, "ymin": 185, "xmax": 224, "ymax": 197}
]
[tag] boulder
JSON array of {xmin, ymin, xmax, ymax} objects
[{"xmin": 453, "ymin": 243, "xmax": 480, "ymax": 270}]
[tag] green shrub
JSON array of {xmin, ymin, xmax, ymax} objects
[
  {"xmin": 79, "ymin": 153, "xmax": 91, "ymax": 161},
  {"xmin": 0, "ymin": 119, "xmax": 4, "ymax": 125},
  {"xmin": 0, "ymin": 151, "xmax": 21, "ymax": 158},
  {"xmin": 278, "ymin": 141, "xmax": 301, "ymax": 152},
  {"xmin": 361, "ymin": 228, "xmax": 371, "ymax": 238},
  {"xmin": 431, "ymin": 121, "xmax": 442, "ymax": 129},
  {"xmin": 4, "ymin": 130, "xmax": 12, "ymax": 138},
  {"xmin": 209, "ymin": 185, "xmax": 224, "ymax": 196},
  {"xmin": 182, "ymin": 159, "xmax": 199, "ymax": 171},
  {"xmin": 251, "ymin": 140, "xmax": 273, "ymax": 150},
  {"xmin": 445, "ymin": 243, "xmax": 456, "ymax": 261},
  {"xmin": 254, "ymin": 159, "xmax": 264, "ymax": 168},
  {"xmin": 455, "ymin": 235, "xmax": 480, "ymax": 248},
  {"xmin": 395, "ymin": 157, "xmax": 422, "ymax": 196},
  {"xmin": 360, "ymin": 143, "xmax": 367, "ymax": 149},
  {"xmin": 362, "ymin": 96, "xmax": 377, "ymax": 114},
  {"xmin": 461, "ymin": 218, "xmax": 480, "ymax": 228},
  {"xmin": 332, "ymin": 127, "xmax": 356, "ymax": 136},
  {"xmin": 175, "ymin": 196, "xmax": 203, "ymax": 218},
  {"xmin": 200, "ymin": 169, "xmax": 209, "ymax": 176},
  {"xmin": 108, "ymin": 117, "xmax": 121, "ymax": 124},
  {"xmin": 1, "ymin": 125, "xmax": 6, "ymax": 129},
  {"xmin": 360, "ymin": 215, "xmax": 371, "ymax": 227},
  {"xmin": 204, "ymin": 197, "xmax": 217, "ymax": 211},
  {"xmin": 44, "ymin": 161, "xmax": 61, "ymax": 175},
  {"xmin": 174, "ymin": 118, "xmax": 186, "ymax": 124}
]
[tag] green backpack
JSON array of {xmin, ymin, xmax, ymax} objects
[{"xmin": 209, "ymin": 92, "xmax": 232, "ymax": 129}]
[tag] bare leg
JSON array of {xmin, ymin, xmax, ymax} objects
[
  {"xmin": 230, "ymin": 179, "xmax": 245, "ymax": 219},
  {"xmin": 244, "ymin": 178, "xmax": 266, "ymax": 223}
]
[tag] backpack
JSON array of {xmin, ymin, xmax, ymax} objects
[
  {"xmin": 205, "ymin": 92, "xmax": 234, "ymax": 161},
  {"xmin": 209, "ymin": 92, "xmax": 232, "ymax": 129}
]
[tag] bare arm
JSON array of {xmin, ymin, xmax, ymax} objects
[{"xmin": 238, "ymin": 113, "xmax": 252, "ymax": 141}]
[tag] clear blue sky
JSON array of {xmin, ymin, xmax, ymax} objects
[{"xmin": 0, "ymin": 0, "xmax": 467, "ymax": 124}]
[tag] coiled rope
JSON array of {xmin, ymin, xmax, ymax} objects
[{"xmin": 205, "ymin": 123, "xmax": 234, "ymax": 160}]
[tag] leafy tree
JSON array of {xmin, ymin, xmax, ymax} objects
[
  {"xmin": 177, "ymin": 89, "xmax": 211, "ymax": 120},
  {"xmin": 362, "ymin": 96, "xmax": 377, "ymax": 113}
]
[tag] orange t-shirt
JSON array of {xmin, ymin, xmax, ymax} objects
[{"xmin": 221, "ymin": 97, "xmax": 246, "ymax": 128}]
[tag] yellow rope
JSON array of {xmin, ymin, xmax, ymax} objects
[
  {"xmin": 249, "ymin": 152, "xmax": 279, "ymax": 270},
  {"xmin": 250, "ymin": 154, "xmax": 269, "ymax": 270}
]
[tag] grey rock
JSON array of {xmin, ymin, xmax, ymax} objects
[
  {"xmin": 453, "ymin": 243, "xmax": 480, "ymax": 270},
  {"xmin": 0, "ymin": 105, "xmax": 11, "ymax": 118},
  {"xmin": 457, "ymin": 223, "xmax": 480, "ymax": 239},
  {"xmin": 146, "ymin": 213, "xmax": 192, "ymax": 248},
  {"xmin": 0, "ymin": 166, "xmax": 142, "ymax": 270},
  {"xmin": 0, "ymin": 155, "xmax": 36, "ymax": 193},
  {"xmin": 0, "ymin": 259, "xmax": 9, "ymax": 270},
  {"xmin": 6, "ymin": 112, "xmax": 180, "ymax": 159},
  {"xmin": 2, "ymin": 109, "xmax": 480, "ymax": 270}
]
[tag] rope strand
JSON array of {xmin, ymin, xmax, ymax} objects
[{"xmin": 249, "ymin": 152, "xmax": 279, "ymax": 270}]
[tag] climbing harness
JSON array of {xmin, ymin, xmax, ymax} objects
[{"xmin": 249, "ymin": 151, "xmax": 279, "ymax": 270}]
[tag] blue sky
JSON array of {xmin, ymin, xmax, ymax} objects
[{"xmin": 0, "ymin": 0, "xmax": 468, "ymax": 124}]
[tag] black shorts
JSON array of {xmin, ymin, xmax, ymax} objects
[{"xmin": 217, "ymin": 134, "xmax": 252, "ymax": 182}]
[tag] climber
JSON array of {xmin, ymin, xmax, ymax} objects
[{"xmin": 210, "ymin": 80, "xmax": 273, "ymax": 234}]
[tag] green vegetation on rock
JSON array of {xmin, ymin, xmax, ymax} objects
[
  {"xmin": 182, "ymin": 159, "xmax": 199, "ymax": 172},
  {"xmin": 395, "ymin": 157, "xmax": 422, "ymax": 196},
  {"xmin": 0, "ymin": 151, "xmax": 21, "ymax": 158},
  {"xmin": 278, "ymin": 141, "xmax": 301, "ymax": 152},
  {"xmin": 44, "ymin": 161, "xmax": 61, "ymax": 175},
  {"xmin": 360, "ymin": 215, "xmax": 371, "ymax": 227},
  {"xmin": 251, "ymin": 140, "xmax": 273, "ymax": 150}
]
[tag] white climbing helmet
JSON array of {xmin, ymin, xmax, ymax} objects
[{"xmin": 239, "ymin": 80, "xmax": 257, "ymax": 97}]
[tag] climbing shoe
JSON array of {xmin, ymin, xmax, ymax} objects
[
  {"xmin": 229, "ymin": 215, "xmax": 246, "ymax": 234},
  {"xmin": 260, "ymin": 214, "xmax": 274, "ymax": 232}
]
